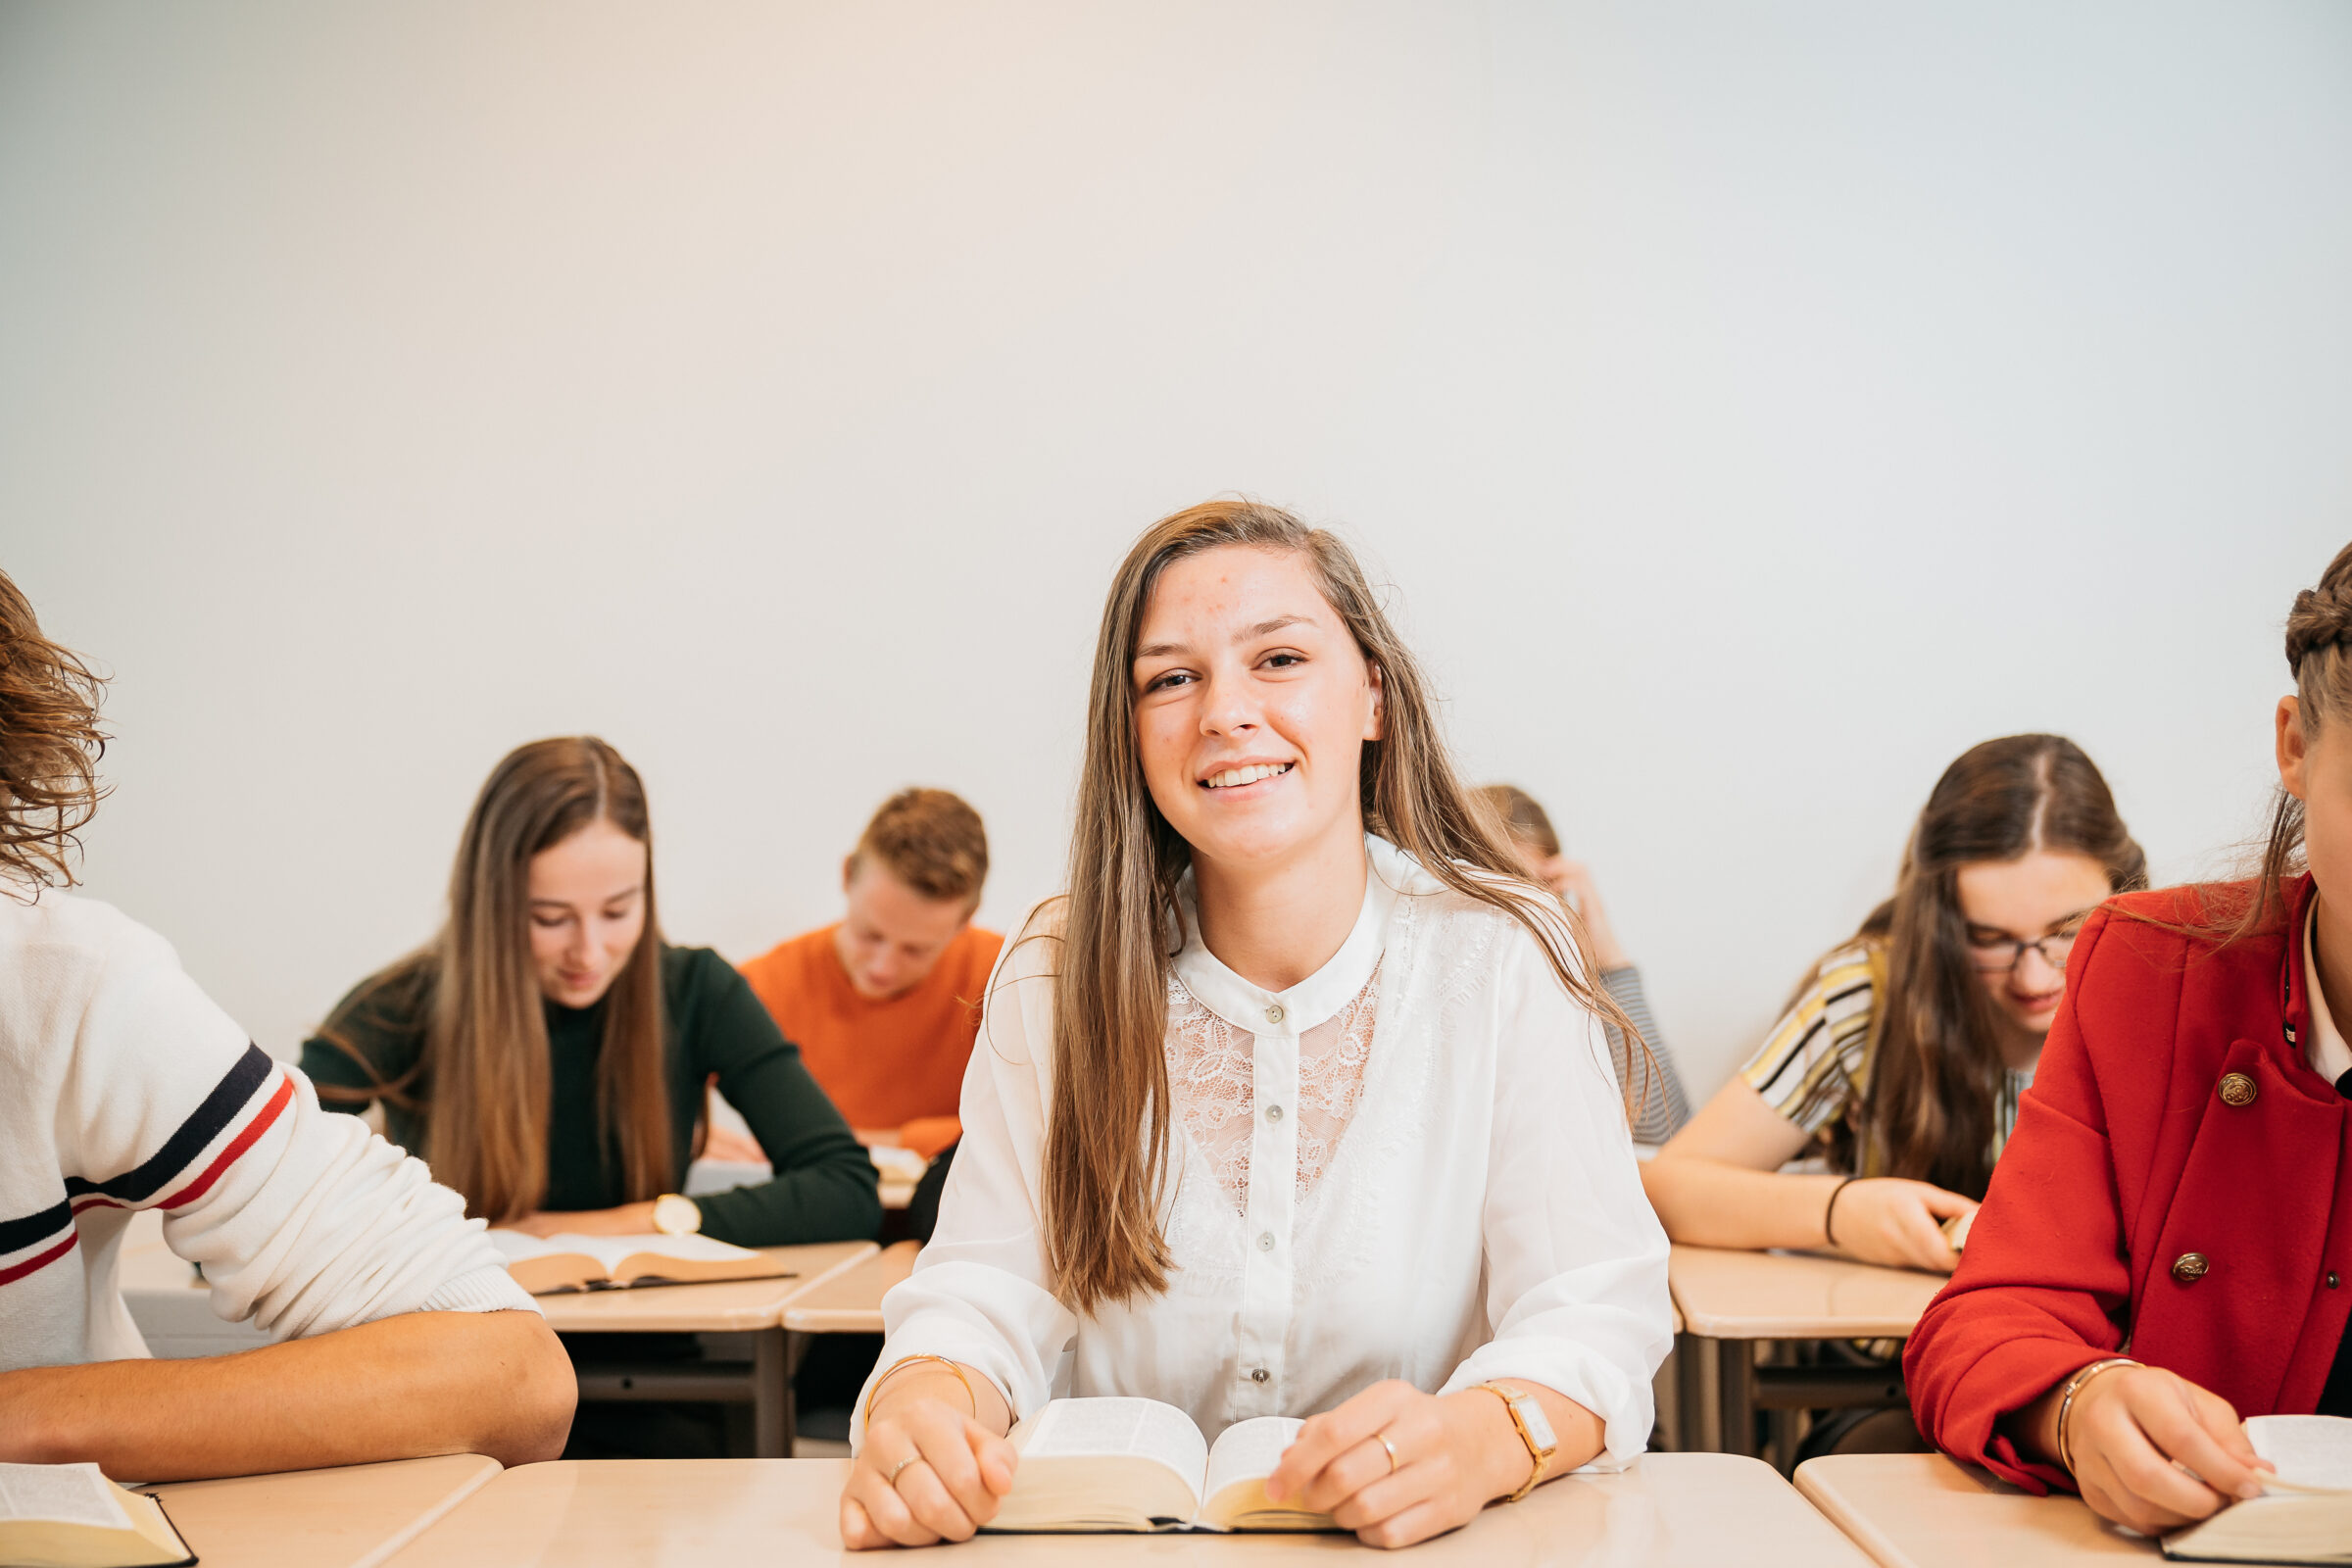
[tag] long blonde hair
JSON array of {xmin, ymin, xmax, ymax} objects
[
  {"xmin": 1035, "ymin": 500, "xmax": 1644, "ymax": 1313},
  {"xmin": 320, "ymin": 737, "xmax": 673, "ymax": 1223}
]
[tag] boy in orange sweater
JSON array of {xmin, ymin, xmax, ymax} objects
[{"xmin": 739, "ymin": 789, "xmax": 1001, "ymax": 1161}]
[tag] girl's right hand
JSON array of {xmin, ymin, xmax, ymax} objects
[
  {"xmin": 840, "ymin": 1388, "xmax": 1019, "ymax": 1548},
  {"xmin": 2059, "ymin": 1365, "xmax": 2270, "ymax": 1535},
  {"xmin": 1827, "ymin": 1178, "xmax": 1979, "ymax": 1273}
]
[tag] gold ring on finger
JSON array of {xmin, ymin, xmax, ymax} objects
[
  {"xmin": 1376, "ymin": 1433, "xmax": 1399, "ymax": 1475},
  {"xmin": 888, "ymin": 1453, "xmax": 923, "ymax": 1487}
]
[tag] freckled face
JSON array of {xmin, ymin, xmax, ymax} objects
[
  {"xmin": 1954, "ymin": 850, "xmax": 2113, "ymax": 1035},
  {"xmin": 1131, "ymin": 546, "xmax": 1383, "ymax": 876},
  {"xmin": 526, "ymin": 819, "xmax": 648, "ymax": 1008}
]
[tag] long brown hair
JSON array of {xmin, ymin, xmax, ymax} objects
[
  {"xmin": 0, "ymin": 569, "xmax": 110, "ymax": 892},
  {"xmin": 1034, "ymin": 499, "xmax": 1644, "ymax": 1313},
  {"xmin": 2198, "ymin": 540, "xmax": 2352, "ymax": 947},
  {"xmin": 322, "ymin": 737, "xmax": 673, "ymax": 1223},
  {"xmin": 1845, "ymin": 735, "xmax": 2144, "ymax": 1197}
]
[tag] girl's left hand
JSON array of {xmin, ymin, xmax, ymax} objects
[
  {"xmin": 1262, "ymin": 1380, "xmax": 1520, "ymax": 1548},
  {"xmin": 498, "ymin": 1202, "xmax": 656, "ymax": 1239}
]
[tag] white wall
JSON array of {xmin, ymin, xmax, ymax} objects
[{"xmin": 3, "ymin": 1, "xmax": 2346, "ymax": 1095}]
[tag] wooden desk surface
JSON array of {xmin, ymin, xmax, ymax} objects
[
  {"xmin": 1794, "ymin": 1453, "xmax": 2151, "ymax": 1567},
  {"xmin": 1669, "ymin": 1244, "xmax": 1948, "ymax": 1339},
  {"xmin": 145, "ymin": 1454, "xmax": 500, "ymax": 1568},
  {"xmin": 384, "ymin": 1453, "xmax": 1872, "ymax": 1566},
  {"xmin": 534, "ymin": 1241, "xmax": 875, "ymax": 1333},
  {"xmin": 784, "ymin": 1240, "xmax": 918, "ymax": 1334}
]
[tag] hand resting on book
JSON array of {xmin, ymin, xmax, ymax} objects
[
  {"xmin": 2004, "ymin": 1362, "xmax": 2272, "ymax": 1536},
  {"xmin": 1266, "ymin": 1378, "xmax": 1602, "ymax": 1549},
  {"xmin": 842, "ymin": 1368, "xmax": 1603, "ymax": 1550},
  {"xmin": 842, "ymin": 1363, "xmax": 1020, "ymax": 1548}
]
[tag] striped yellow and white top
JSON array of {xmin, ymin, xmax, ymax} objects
[{"xmin": 1738, "ymin": 939, "xmax": 2033, "ymax": 1175}]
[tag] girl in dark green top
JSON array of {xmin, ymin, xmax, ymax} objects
[{"xmin": 302, "ymin": 736, "xmax": 877, "ymax": 1249}]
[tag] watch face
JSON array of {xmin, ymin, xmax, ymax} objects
[
  {"xmin": 655, "ymin": 1195, "xmax": 699, "ymax": 1235},
  {"xmin": 1513, "ymin": 1394, "xmax": 1557, "ymax": 1452}
]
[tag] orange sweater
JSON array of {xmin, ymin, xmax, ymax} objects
[{"xmin": 738, "ymin": 922, "xmax": 1002, "ymax": 1157}]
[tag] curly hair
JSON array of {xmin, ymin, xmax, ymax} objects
[{"xmin": 0, "ymin": 568, "xmax": 109, "ymax": 890}]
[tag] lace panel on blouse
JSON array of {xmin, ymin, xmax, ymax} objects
[{"xmin": 1166, "ymin": 964, "xmax": 1380, "ymax": 1214}]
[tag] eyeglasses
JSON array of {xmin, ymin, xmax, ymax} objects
[{"xmin": 1967, "ymin": 930, "xmax": 2080, "ymax": 974}]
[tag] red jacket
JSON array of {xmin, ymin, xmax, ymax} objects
[{"xmin": 1904, "ymin": 874, "xmax": 2350, "ymax": 1492}]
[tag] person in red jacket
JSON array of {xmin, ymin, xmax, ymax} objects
[{"xmin": 1905, "ymin": 540, "xmax": 2352, "ymax": 1536}]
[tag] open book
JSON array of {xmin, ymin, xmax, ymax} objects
[
  {"xmin": 487, "ymin": 1230, "xmax": 791, "ymax": 1296},
  {"xmin": 984, "ymin": 1397, "xmax": 1339, "ymax": 1534},
  {"xmin": 2164, "ymin": 1415, "xmax": 2352, "ymax": 1562},
  {"xmin": 0, "ymin": 1463, "xmax": 192, "ymax": 1568}
]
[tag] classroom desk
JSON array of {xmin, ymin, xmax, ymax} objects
[
  {"xmin": 142, "ymin": 1454, "xmax": 500, "ymax": 1568},
  {"xmin": 782, "ymin": 1239, "xmax": 919, "ymax": 1336},
  {"xmin": 1668, "ymin": 1245, "xmax": 1947, "ymax": 1461},
  {"xmin": 542, "ymin": 1240, "xmax": 874, "ymax": 1457},
  {"xmin": 381, "ymin": 1453, "xmax": 1875, "ymax": 1567},
  {"xmin": 1794, "ymin": 1452, "xmax": 2151, "ymax": 1567}
]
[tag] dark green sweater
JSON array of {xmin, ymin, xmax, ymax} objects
[{"xmin": 300, "ymin": 945, "xmax": 880, "ymax": 1247}]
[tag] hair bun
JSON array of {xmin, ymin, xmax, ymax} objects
[{"xmin": 2288, "ymin": 543, "xmax": 2352, "ymax": 674}]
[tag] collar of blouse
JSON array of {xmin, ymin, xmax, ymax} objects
[{"xmin": 1171, "ymin": 835, "xmax": 1420, "ymax": 1037}]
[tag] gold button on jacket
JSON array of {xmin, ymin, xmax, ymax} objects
[
  {"xmin": 2218, "ymin": 1072, "xmax": 2258, "ymax": 1106},
  {"xmin": 2172, "ymin": 1252, "xmax": 2210, "ymax": 1284}
]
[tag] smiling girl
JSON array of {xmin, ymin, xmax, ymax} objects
[
  {"xmin": 1642, "ymin": 735, "xmax": 2146, "ymax": 1274},
  {"xmin": 836, "ymin": 501, "xmax": 1672, "ymax": 1550},
  {"xmin": 302, "ymin": 737, "xmax": 878, "ymax": 1248}
]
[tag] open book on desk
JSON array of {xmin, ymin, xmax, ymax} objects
[
  {"xmin": 487, "ymin": 1230, "xmax": 791, "ymax": 1296},
  {"xmin": 0, "ymin": 1462, "xmax": 193, "ymax": 1568},
  {"xmin": 2164, "ymin": 1415, "xmax": 2352, "ymax": 1563},
  {"xmin": 985, "ymin": 1397, "xmax": 1340, "ymax": 1534}
]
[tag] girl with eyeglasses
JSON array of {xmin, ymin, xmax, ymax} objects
[
  {"xmin": 1906, "ymin": 543, "xmax": 2352, "ymax": 1538},
  {"xmin": 1642, "ymin": 735, "xmax": 2145, "ymax": 1275}
]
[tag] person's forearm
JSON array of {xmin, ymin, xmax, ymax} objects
[
  {"xmin": 1640, "ymin": 1157, "xmax": 1844, "ymax": 1250},
  {"xmin": 2000, "ymin": 1380, "xmax": 2072, "ymax": 1470},
  {"xmin": 0, "ymin": 1310, "xmax": 575, "ymax": 1479},
  {"xmin": 695, "ymin": 1151, "xmax": 882, "ymax": 1246},
  {"xmin": 1444, "ymin": 1381, "xmax": 1603, "ymax": 1501}
]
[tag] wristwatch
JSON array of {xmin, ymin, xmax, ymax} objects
[
  {"xmin": 652, "ymin": 1193, "xmax": 703, "ymax": 1237},
  {"xmin": 1474, "ymin": 1382, "xmax": 1558, "ymax": 1503}
]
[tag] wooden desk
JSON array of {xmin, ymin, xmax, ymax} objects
[
  {"xmin": 543, "ymin": 1240, "xmax": 874, "ymax": 1456},
  {"xmin": 1795, "ymin": 1452, "xmax": 2150, "ymax": 1566},
  {"xmin": 1668, "ymin": 1245, "xmax": 1947, "ymax": 1461},
  {"xmin": 384, "ymin": 1453, "xmax": 1874, "ymax": 1566},
  {"xmin": 783, "ymin": 1240, "xmax": 918, "ymax": 1336},
  {"xmin": 144, "ymin": 1454, "xmax": 499, "ymax": 1568}
]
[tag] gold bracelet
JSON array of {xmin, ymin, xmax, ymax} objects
[
  {"xmin": 2054, "ymin": 1357, "xmax": 2140, "ymax": 1477},
  {"xmin": 863, "ymin": 1353, "xmax": 978, "ymax": 1428}
]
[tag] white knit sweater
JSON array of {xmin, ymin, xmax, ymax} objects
[{"xmin": 0, "ymin": 890, "xmax": 533, "ymax": 1374}]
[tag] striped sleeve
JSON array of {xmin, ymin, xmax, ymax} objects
[
  {"xmin": 60, "ymin": 914, "xmax": 534, "ymax": 1338},
  {"xmin": 1597, "ymin": 966, "xmax": 1691, "ymax": 1144},
  {"xmin": 1738, "ymin": 942, "xmax": 1882, "ymax": 1140}
]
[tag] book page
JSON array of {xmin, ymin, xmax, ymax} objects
[
  {"xmin": 1020, "ymin": 1398, "xmax": 1208, "ymax": 1493},
  {"xmin": 0, "ymin": 1463, "xmax": 131, "ymax": 1529},
  {"xmin": 1203, "ymin": 1416, "xmax": 1304, "ymax": 1504},
  {"xmin": 486, "ymin": 1231, "xmax": 563, "ymax": 1264},
  {"xmin": 2250, "ymin": 1416, "xmax": 2352, "ymax": 1493}
]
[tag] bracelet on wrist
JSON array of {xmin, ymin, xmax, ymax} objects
[
  {"xmin": 1822, "ymin": 1177, "xmax": 1859, "ymax": 1249},
  {"xmin": 2054, "ymin": 1357, "xmax": 2140, "ymax": 1477},
  {"xmin": 863, "ymin": 1354, "xmax": 977, "ymax": 1428}
]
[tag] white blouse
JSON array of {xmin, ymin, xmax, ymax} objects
[{"xmin": 857, "ymin": 836, "xmax": 1673, "ymax": 1467}]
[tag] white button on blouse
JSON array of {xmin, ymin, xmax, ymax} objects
[{"xmin": 855, "ymin": 837, "xmax": 1673, "ymax": 1465}]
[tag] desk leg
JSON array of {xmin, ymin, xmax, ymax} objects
[
  {"xmin": 1674, "ymin": 1333, "xmax": 1707, "ymax": 1452},
  {"xmin": 754, "ymin": 1328, "xmax": 794, "ymax": 1458},
  {"xmin": 1716, "ymin": 1338, "xmax": 1756, "ymax": 1459}
]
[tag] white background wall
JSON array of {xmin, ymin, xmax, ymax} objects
[{"xmin": 4, "ymin": 1, "xmax": 2346, "ymax": 1095}]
